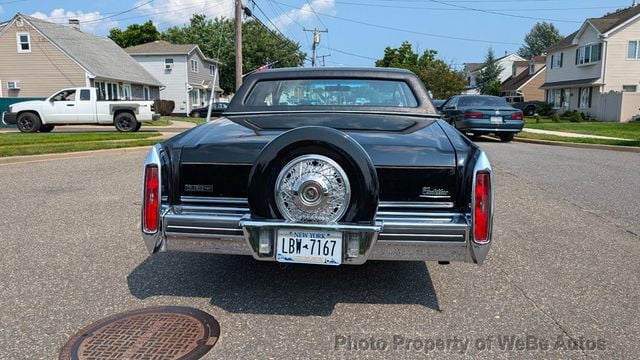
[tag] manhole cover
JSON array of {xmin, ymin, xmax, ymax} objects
[{"xmin": 59, "ymin": 306, "xmax": 220, "ymax": 360}]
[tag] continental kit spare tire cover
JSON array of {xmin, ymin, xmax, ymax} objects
[{"xmin": 247, "ymin": 126, "xmax": 379, "ymax": 224}]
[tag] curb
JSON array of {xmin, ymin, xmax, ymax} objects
[
  {"xmin": 0, "ymin": 145, "xmax": 154, "ymax": 165},
  {"xmin": 514, "ymin": 137, "xmax": 640, "ymax": 153}
]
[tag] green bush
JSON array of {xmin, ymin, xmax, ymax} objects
[
  {"xmin": 534, "ymin": 115, "xmax": 541, "ymax": 123},
  {"xmin": 536, "ymin": 102, "xmax": 553, "ymax": 116},
  {"xmin": 153, "ymin": 99, "xmax": 175, "ymax": 116},
  {"xmin": 570, "ymin": 112, "xmax": 582, "ymax": 123},
  {"xmin": 562, "ymin": 110, "xmax": 574, "ymax": 118},
  {"xmin": 551, "ymin": 114, "xmax": 561, "ymax": 123}
]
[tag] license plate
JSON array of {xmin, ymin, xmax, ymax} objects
[
  {"xmin": 276, "ymin": 229, "xmax": 342, "ymax": 265},
  {"xmin": 490, "ymin": 116, "xmax": 503, "ymax": 124}
]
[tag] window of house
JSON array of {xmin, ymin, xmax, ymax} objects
[
  {"xmin": 529, "ymin": 63, "xmax": 535, "ymax": 74},
  {"xmin": 550, "ymin": 53, "xmax": 563, "ymax": 69},
  {"xmin": 143, "ymin": 86, "xmax": 150, "ymax": 100},
  {"xmin": 16, "ymin": 32, "xmax": 31, "ymax": 53},
  {"xmin": 546, "ymin": 89, "xmax": 563, "ymax": 108},
  {"xmin": 623, "ymin": 85, "xmax": 637, "ymax": 92},
  {"xmin": 210, "ymin": 64, "xmax": 216, "ymax": 76},
  {"xmin": 578, "ymin": 87, "xmax": 592, "ymax": 108},
  {"xmin": 80, "ymin": 89, "xmax": 91, "ymax": 101},
  {"xmin": 191, "ymin": 59, "xmax": 198, "ymax": 72},
  {"xmin": 576, "ymin": 43, "xmax": 601, "ymax": 64},
  {"xmin": 627, "ymin": 41, "xmax": 640, "ymax": 59},
  {"xmin": 165, "ymin": 58, "xmax": 174, "ymax": 70}
]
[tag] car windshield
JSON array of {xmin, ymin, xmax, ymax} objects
[
  {"xmin": 244, "ymin": 79, "xmax": 418, "ymax": 108},
  {"xmin": 458, "ymin": 96, "xmax": 510, "ymax": 108}
]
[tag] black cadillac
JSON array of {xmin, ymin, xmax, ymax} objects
[{"xmin": 141, "ymin": 68, "xmax": 493, "ymax": 266}]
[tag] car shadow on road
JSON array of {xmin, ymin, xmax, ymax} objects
[{"xmin": 127, "ymin": 253, "xmax": 440, "ymax": 316}]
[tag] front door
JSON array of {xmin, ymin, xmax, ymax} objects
[{"xmin": 45, "ymin": 89, "xmax": 78, "ymax": 123}]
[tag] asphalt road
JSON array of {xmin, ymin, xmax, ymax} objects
[{"xmin": 0, "ymin": 141, "xmax": 638, "ymax": 359}]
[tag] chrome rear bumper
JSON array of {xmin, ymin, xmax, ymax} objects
[{"xmin": 143, "ymin": 200, "xmax": 491, "ymax": 265}]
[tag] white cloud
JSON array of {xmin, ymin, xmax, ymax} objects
[
  {"xmin": 30, "ymin": 8, "xmax": 118, "ymax": 35},
  {"xmin": 135, "ymin": 0, "xmax": 235, "ymax": 28},
  {"xmin": 273, "ymin": 0, "xmax": 335, "ymax": 30}
]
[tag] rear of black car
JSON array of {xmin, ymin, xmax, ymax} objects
[{"xmin": 140, "ymin": 68, "xmax": 494, "ymax": 267}]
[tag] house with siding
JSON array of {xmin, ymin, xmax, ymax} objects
[
  {"xmin": 0, "ymin": 14, "xmax": 162, "ymax": 100},
  {"xmin": 500, "ymin": 56, "xmax": 547, "ymax": 103},
  {"xmin": 125, "ymin": 40, "xmax": 222, "ymax": 115},
  {"xmin": 542, "ymin": 5, "xmax": 640, "ymax": 122},
  {"xmin": 463, "ymin": 53, "xmax": 526, "ymax": 94}
]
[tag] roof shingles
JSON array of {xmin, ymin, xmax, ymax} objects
[
  {"xmin": 21, "ymin": 14, "xmax": 162, "ymax": 87},
  {"xmin": 548, "ymin": 5, "xmax": 640, "ymax": 52}
]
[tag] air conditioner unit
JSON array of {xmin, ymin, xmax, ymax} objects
[
  {"xmin": 165, "ymin": 63, "xmax": 173, "ymax": 70},
  {"xmin": 7, "ymin": 81, "xmax": 20, "ymax": 90}
]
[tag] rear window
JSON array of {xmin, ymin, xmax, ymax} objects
[
  {"xmin": 244, "ymin": 79, "xmax": 418, "ymax": 108},
  {"xmin": 458, "ymin": 96, "xmax": 510, "ymax": 107}
]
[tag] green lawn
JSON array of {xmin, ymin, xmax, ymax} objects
[
  {"xmin": 162, "ymin": 116, "xmax": 206, "ymax": 125},
  {"xmin": 0, "ymin": 132, "xmax": 162, "ymax": 157},
  {"xmin": 142, "ymin": 119, "xmax": 173, "ymax": 126},
  {"xmin": 517, "ymin": 132, "xmax": 640, "ymax": 147},
  {"xmin": 524, "ymin": 117, "xmax": 640, "ymax": 140}
]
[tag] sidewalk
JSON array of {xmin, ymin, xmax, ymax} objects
[
  {"xmin": 522, "ymin": 127, "xmax": 633, "ymax": 141},
  {"xmin": 0, "ymin": 119, "xmax": 197, "ymax": 135}
]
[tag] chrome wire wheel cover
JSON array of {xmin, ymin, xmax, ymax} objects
[{"xmin": 275, "ymin": 154, "xmax": 351, "ymax": 223}]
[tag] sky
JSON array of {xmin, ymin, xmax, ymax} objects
[{"xmin": 1, "ymin": 0, "xmax": 636, "ymax": 69}]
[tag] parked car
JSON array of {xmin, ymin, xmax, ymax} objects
[
  {"xmin": 431, "ymin": 99, "xmax": 446, "ymax": 111},
  {"xmin": 440, "ymin": 95, "xmax": 524, "ymax": 142},
  {"xmin": 140, "ymin": 68, "xmax": 493, "ymax": 267},
  {"xmin": 2, "ymin": 87, "xmax": 159, "ymax": 132},
  {"xmin": 189, "ymin": 102, "xmax": 228, "ymax": 118},
  {"xmin": 503, "ymin": 95, "xmax": 542, "ymax": 116}
]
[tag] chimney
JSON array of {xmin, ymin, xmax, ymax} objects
[{"xmin": 68, "ymin": 19, "xmax": 80, "ymax": 30}]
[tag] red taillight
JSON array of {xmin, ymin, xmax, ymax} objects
[
  {"xmin": 473, "ymin": 172, "xmax": 491, "ymax": 244},
  {"xmin": 511, "ymin": 112, "xmax": 524, "ymax": 120},
  {"xmin": 143, "ymin": 165, "xmax": 159, "ymax": 233},
  {"xmin": 464, "ymin": 111, "xmax": 484, "ymax": 119}
]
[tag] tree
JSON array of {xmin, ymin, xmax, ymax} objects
[
  {"xmin": 476, "ymin": 47, "xmax": 504, "ymax": 95},
  {"xmin": 375, "ymin": 41, "xmax": 466, "ymax": 99},
  {"xmin": 109, "ymin": 21, "xmax": 161, "ymax": 48},
  {"xmin": 518, "ymin": 22, "xmax": 563, "ymax": 59},
  {"xmin": 162, "ymin": 15, "xmax": 306, "ymax": 93}
]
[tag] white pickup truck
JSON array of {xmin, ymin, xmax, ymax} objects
[{"xmin": 2, "ymin": 87, "xmax": 160, "ymax": 133}]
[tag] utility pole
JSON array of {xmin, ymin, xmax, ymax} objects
[
  {"xmin": 318, "ymin": 54, "xmax": 330, "ymax": 67},
  {"xmin": 235, "ymin": 0, "xmax": 243, "ymax": 90},
  {"xmin": 304, "ymin": 28, "xmax": 328, "ymax": 67}
]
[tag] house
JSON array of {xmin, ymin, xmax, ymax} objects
[
  {"xmin": 500, "ymin": 56, "xmax": 547, "ymax": 102},
  {"xmin": 463, "ymin": 53, "xmax": 526, "ymax": 94},
  {"xmin": 0, "ymin": 14, "xmax": 162, "ymax": 99},
  {"xmin": 125, "ymin": 40, "xmax": 222, "ymax": 115},
  {"xmin": 542, "ymin": 5, "xmax": 640, "ymax": 122}
]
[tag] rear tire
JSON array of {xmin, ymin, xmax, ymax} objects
[
  {"xmin": 114, "ymin": 112, "xmax": 138, "ymax": 132},
  {"xmin": 524, "ymin": 106, "xmax": 535, "ymax": 117},
  {"xmin": 499, "ymin": 133, "xmax": 515, "ymax": 142},
  {"xmin": 39, "ymin": 124, "xmax": 55, "ymax": 133},
  {"xmin": 134, "ymin": 121, "xmax": 142, "ymax": 132},
  {"xmin": 16, "ymin": 112, "xmax": 42, "ymax": 133}
]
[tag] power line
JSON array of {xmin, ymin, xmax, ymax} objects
[
  {"xmin": 274, "ymin": 1, "xmax": 521, "ymax": 45},
  {"xmin": 251, "ymin": 0, "xmax": 291, "ymax": 40},
  {"xmin": 425, "ymin": 0, "xmax": 581, "ymax": 23},
  {"xmin": 268, "ymin": 0, "xmax": 311, "ymax": 47},
  {"xmin": 333, "ymin": 1, "xmax": 622, "ymax": 12},
  {"xmin": 304, "ymin": 0, "xmax": 328, "ymax": 29},
  {"xmin": 82, "ymin": 0, "xmax": 156, "ymax": 24}
]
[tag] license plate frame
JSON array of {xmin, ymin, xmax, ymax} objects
[
  {"xmin": 276, "ymin": 228, "xmax": 343, "ymax": 266},
  {"xmin": 490, "ymin": 116, "xmax": 503, "ymax": 124}
]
